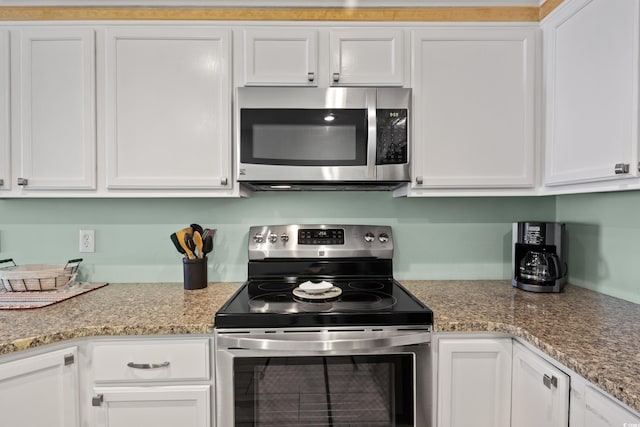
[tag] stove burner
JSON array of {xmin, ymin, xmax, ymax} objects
[
  {"xmin": 338, "ymin": 291, "xmax": 397, "ymax": 311},
  {"xmin": 299, "ymin": 302, "xmax": 334, "ymax": 312},
  {"xmin": 256, "ymin": 282, "xmax": 296, "ymax": 292},
  {"xmin": 348, "ymin": 281, "xmax": 385, "ymax": 291},
  {"xmin": 248, "ymin": 293, "xmax": 299, "ymax": 313}
]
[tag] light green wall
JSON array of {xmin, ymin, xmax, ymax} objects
[
  {"xmin": 2, "ymin": 191, "xmax": 639, "ymax": 304},
  {"xmin": 0, "ymin": 193, "xmax": 555, "ymax": 285},
  {"xmin": 556, "ymin": 190, "xmax": 640, "ymax": 304}
]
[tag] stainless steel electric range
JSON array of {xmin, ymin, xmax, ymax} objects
[{"xmin": 214, "ymin": 224, "xmax": 434, "ymax": 427}]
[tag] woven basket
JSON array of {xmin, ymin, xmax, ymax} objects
[{"xmin": 0, "ymin": 259, "xmax": 82, "ymax": 292}]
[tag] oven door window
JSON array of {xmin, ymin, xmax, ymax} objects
[
  {"xmin": 233, "ymin": 354, "xmax": 414, "ymax": 427},
  {"xmin": 240, "ymin": 109, "xmax": 368, "ymax": 166}
]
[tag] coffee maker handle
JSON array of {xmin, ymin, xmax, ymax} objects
[{"xmin": 546, "ymin": 254, "xmax": 564, "ymax": 280}]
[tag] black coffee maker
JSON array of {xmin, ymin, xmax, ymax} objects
[{"xmin": 512, "ymin": 221, "xmax": 567, "ymax": 293}]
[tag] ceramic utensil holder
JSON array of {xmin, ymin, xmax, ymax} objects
[{"xmin": 183, "ymin": 257, "xmax": 207, "ymax": 290}]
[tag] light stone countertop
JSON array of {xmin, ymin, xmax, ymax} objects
[{"xmin": 0, "ymin": 280, "xmax": 638, "ymax": 414}]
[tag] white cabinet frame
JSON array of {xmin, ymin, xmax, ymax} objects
[{"xmin": 0, "ymin": 29, "xmax": 9, "ymax": 191}]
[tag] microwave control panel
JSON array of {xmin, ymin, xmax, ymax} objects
[{"xmin": 376, "ymin": 109, "xmax": 408, "ymax": 165}]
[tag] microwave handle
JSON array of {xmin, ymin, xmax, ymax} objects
[
  {"xmin": 216, "ymin": 331, "xmax": 430, "ymax": 352},
  {"xmin": 366, "ymin": 88, "xmax": 377, "ymax": 180}
]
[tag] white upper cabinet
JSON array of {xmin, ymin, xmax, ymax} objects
[
  {"xmin": 511, "ymin": 341, "xmax": 570, "ymax": 427},
  {"xmin": 242, "ymin": 28, "xmax": 318, "ymax": 86},
  {"xmin": 543, "ymin": 0, "xmax": 639, "ymax": 186},
  {"xmin": 11, "ymin": 27, "xmax": 96, "ymax": 191},
  {"xmin": 0, "ymin": 30, "xmax": 9, "ymax": 192},
  {"xmin": 239, "ymin": 27, "xmax": 406, "ymax": 87},
  {"xmin": 104, "ymin": 27, "xmax": 232, "ymax": 190},
  {"xmin": 329, "ymin": 29, "xmax": 404, "ymax": 86},
  {"xmin": 411, "ymin": 27, "xmax": 537, "ymax": 189}
]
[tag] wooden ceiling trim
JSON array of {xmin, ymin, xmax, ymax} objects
[
  {"xmin": 0, "ymin": 6, "xmax": 544, "ymax": 22},
  {"xmin": 539, "ymin": 0, "xmax": 564, "ymax": 20}
]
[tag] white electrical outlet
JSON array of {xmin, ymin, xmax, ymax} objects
[{"xmin": 79, "ymin": 230, "xmax": 95, "ymax": 253}]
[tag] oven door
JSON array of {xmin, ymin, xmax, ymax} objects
[{"xmin": 214, "ymin": 327, "xmax": 431, "ymax": 427}]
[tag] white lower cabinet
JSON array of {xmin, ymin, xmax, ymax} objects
[
  {"xmin": 86, "ymin": 338, "xmax": 212, "ymax": 427},
  {"xmin": 511, "ymin": 341, "xmax": 569, "ymax": 427},
  {"xmin": 92, "ymin": 385, "xmax": 210, "ymax": 427},
  {"xmin": 570, "ymin": 375, "xmax": 640, "ymax": 427},
  {"xmin": 436, "ymin": 337, "xmax": 513, "ymax": 427},
  {"xmin": 0, "ymin": 346, "xmax": 79, "ymax": 427}
]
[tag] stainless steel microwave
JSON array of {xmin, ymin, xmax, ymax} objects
[{"xmin": 235, "ymin": 87, "xmax": 410, "ymax": 190}]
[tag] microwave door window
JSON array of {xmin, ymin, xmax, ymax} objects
[{"xmin": 240, "ymin": 109, "xmax": 368, "ymax": 166}]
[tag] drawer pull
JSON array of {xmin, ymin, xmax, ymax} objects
[{"xmin": 127, "ymin": 361, "xmax": 171, "ymax": 369}]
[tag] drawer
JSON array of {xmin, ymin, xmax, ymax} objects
[{"xmin": 91, "ymin": 338, "xmax": 210, "ymax": 383}]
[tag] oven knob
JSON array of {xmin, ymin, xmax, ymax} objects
[
  {"xmin": 253, "ymin": 233, "xmax": 264, "ymax": 243},
  {"xmin": 281, "ymin": 233, "xmax": 290, "ymax": 242},
  {"xmin": 378, "ymin": 233, "xmax": 389, "ymax": 243},
  {"xmin": 269, "ymin": 233, "xmax": 278, "ymax": 243},
  {"xmin": 364, "ymin": 232, "xmax": 375, "ymax": 243}
]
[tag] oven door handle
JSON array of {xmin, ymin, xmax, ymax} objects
[{"xmin": 216, "ymin": 331, "xmax": 430, "ymax": 352}]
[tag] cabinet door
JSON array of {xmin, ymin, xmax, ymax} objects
[
  {"xmin": 437, "ymin": 337, "xmax": 512, "ymax": 427},
  {"xmin": 243, "ymin": 28, "xmax": 318, "ymax": 86},
  {"xmin": 0, "ymin": 29, "xmax": 9, "ymax": 191},
  {"xmin": 583, "ymin": 386, "xmax": 640, "ymax": 427},
  {"xmin": 329, "ymin": 29, "xmax": 404, "ymax": 86},
  {"xmin": 93, "ymin": 385, "xmax": 210, "ymax": 427},
  {"xmin": 11, "ymin": 28, "xmax": 96, "ymax": 191},
  {"xmin": 412, "ymin": 28, "xmax": 537, "ymax": 188},
  {"xmin": 544, "ymin": 0, "xmax": 639, "ymax": 185},
  {"xmin": 105, "ymin": 27, "xmax": 231, "ymax": 189},
  {"xmin": 511, "ymin": 342, "xmax": 569, "ymax": 427},
  {"xmin": 0, "ymin": 347, "xmax": 79, "ymax": 427}
]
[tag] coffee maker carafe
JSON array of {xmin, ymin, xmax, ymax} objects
[{"xmin": 512, "ymin": 222, "xmax": 567, "ymax": 293}]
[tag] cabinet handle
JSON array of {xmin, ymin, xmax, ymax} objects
[
  {"xmin": 307, "ymin": 72, "xmax": 315, "ymax": 82},
  {"xmin": 614, "ymin": 163, "xmax": 630, "ymax": 174},
  {"xmin": 332, "ymin": 72, "xmax": 340, "ymax": 83},
  {"xmin": 92, "ymin": 394, "xmax": 104, "ymax": 407},
  {"xmin": 127, "ymin": 361, "xmax": 170, "ymax": 369},
  {"xmin": 17, "ymin": 177, "xmax": 28, "ymax": 186},
  {"xmin": 543, "ymin": 374, "xmax": 558, "ymax": 389},
  {"xmin": 415, "ymin": 176, "xmax": 423, "ymax": 185}
]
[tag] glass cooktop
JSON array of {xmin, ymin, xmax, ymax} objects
[{"xmin": 215, "ymin": 278, "xmax": 433, "ymax": 329}]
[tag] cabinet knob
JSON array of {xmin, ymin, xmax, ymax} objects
[
  {"xmin": 0, "ymin": 179, "xmax": 4, "ymax": 186},
  {"xmin": 543, "ymin": 374, "xmax": 558, "ymax": 389},
  {"xmin": 220, "ymin": 177, "xmax": 228, "ymax": 186},
  {"xmin": 332, "ymin": 72, "xmax": 340, "ymax": 83},
  {"xmin": 415, "ymin": 176, "xmax": 423, "ymax": 185},
  {"xmin": 614, "ymin": 163, "xmax": 630, "ymax": 174},
  {"xmin": 92, "ymin": 394, "xmax": 104, "ymax": 407},
  {"xmin": 307, "ymin": 72, "xmax": 315, "ymax": 82},
  {"xmin": 17, "ymin": 177, "xmax": 28, "ymax": 186}
]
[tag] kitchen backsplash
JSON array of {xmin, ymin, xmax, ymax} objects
[{"xmin": 0, "ymin": 191, "xmax": 638, "ymax": 304}]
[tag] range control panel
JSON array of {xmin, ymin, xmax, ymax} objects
[{"xmin": 248, "ymin": 224, "xmax": 393, "ymax": 260}]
